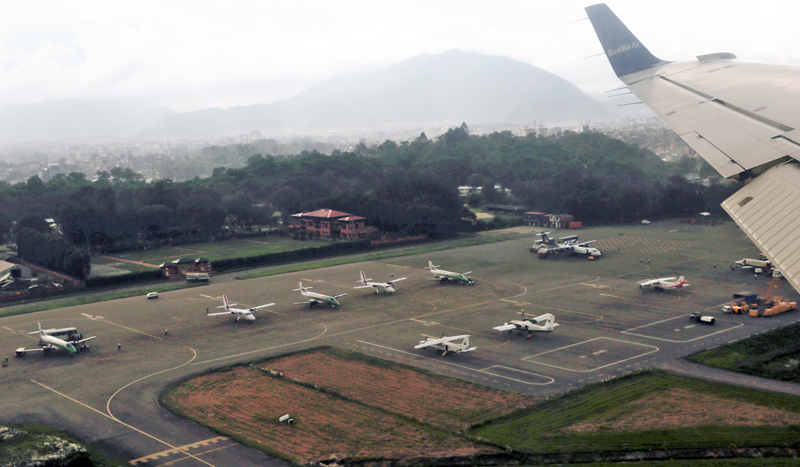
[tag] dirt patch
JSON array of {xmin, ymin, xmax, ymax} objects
[
  {"xmin": 164, "ymin": 349, "xmax": 536, "ymax": 464},
  {"xmin": 264, "ymin": 349, "xmax": 535, "ymax": 429},
  {"xmin": 562, "ymin": 387, "xmax": 800, "ymax": 433}
]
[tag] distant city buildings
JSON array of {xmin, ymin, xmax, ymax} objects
[{"xmin": 40, "ymin": 163, "xmax": 60, "ymax": 182}]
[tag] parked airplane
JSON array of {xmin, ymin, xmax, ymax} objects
[
  {"xmin": 207, "ymin": 295, "xmax": 274, "ymax": 322},
  {"xmin": 425, "ymin": 261, "xmax": 474, "ymax": 285},
  {"xmin": 493, "ymin": 312, "xmax": 559, "ymax": 337},
  {"xmin": 294, "ymin": 282, "xmax": 346, "ymax": 308},
  {"xmin": 16, "ymin": 323, "xmax": 96, "ymax": 357},
  {"xmin": 354, "ymin": 270, "xmax": 406, "ymax": 294},
  {"xmin": 414, "ymin": 335, "xmax": 475, "ymax": 355},
  {"xmin": 585, "ymin": 3, "xmax": 800, "ymax": 295},
  {"xmin": 532, "ymin": 232, "xmax": 601, "ymax": 259},
  {"xmin": 735, "ymin": 259, "xmax": 771, "ymax": 270},
  {"xmin": 637, "ymin": 276, "xmax": 689, "ymax": 290}
]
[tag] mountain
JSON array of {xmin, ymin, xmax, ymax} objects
[
  {"xmin": 0, "ymin": 99, "xmax": 177, "ymax": 144},
  {"xmin": 145, "ymin": 50, "xmax": 610, "ymax": 139}
]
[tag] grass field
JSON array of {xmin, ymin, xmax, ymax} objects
[
  {"xmin": 162, "ymin": 347, "xmax": 533, "ymax": 465},
  {"xmin": 470, "ymin": 370, "xmax": 800, "ymax": 455},
  {"xmin": 688, "ymin": 321, "xmax": 800, "ymax": 382}
]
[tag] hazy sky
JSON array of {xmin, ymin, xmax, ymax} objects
[{"xmin": 1, "ymin": 1, "xmax": 797, "ymax": 112}]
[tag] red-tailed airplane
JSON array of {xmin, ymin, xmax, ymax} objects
[
  {"xmin": 637, "ymin": 276, "xmax": 689, "ymax": 290},
  {"xmin": 354, "ymin": 270, "xmax": 406, "ymax": 294}
]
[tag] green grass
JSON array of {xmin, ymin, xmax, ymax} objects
[
  {"xmin": 687, "ymin": 321, "xmax": 800, "ymax": 382},
  {"xmin": 0, "ymin": 423, "xmax": 126, "ymax": 467},
  {"xmin": 234, "ymin": 236, "xmax": 507, "ymax": 280},
  {"xmin": 146, "ymin": 240, "xmax": 329, "ymax": 265},
  {"xmin": 470, "ymin": 370, "xmax": 800, "ymax": 454},
  {"xmin": 0, "ymin": 282, "xmax": 207, "ymax": 319}
]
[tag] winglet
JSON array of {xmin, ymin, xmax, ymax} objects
[{"xmin": 585, "ymin": 3, "xmax": 667, "ymax": 77}]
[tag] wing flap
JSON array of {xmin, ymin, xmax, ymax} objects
[
  {"xmin": 722, "ymin": 164, "xmax": 800, "ymax": 293},
  {"xmin": 626, "ymin": 70, "xmax": 800, "ymax": 178},
  {"xmin": 493, "ymin": 324, "xmax": 517, "ymax": 332}
]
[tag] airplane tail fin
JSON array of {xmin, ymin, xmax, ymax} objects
[
  {"xmin": 358, "ymin": 271, "xmax": 368, "ymax": 285},
  {"xmin": 678, "ymin": 276, "xmax": 685, "ymax": 283},
  {"xmin": 223, "ymin": 295, "xmax": 230, "ymax": 310},
  {"xmin": 585, "ymin": 3, "xmax": 666, "ymax": 77},
  {"xmin": 543, "ymin": 313, "xmax": 557, "ymax": 330}
]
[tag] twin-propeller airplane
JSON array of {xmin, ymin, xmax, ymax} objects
[
  {"xmin": 16, "ymin": 323, "xmax": 96, "ymax": 357},
  {"xmin": 207, "ymin": 295, "xmax": 275, "ymax": 322},
  {"xmin": 294, "ymin": 282, "xmax": 347, "ymax": 308},
  {"xmin": 493, "ymin": 312, "xmax": 559, "ymax": 337},
  {"xmin": 425, "ymin": 261, "xmax": 474, "ymax": 285},
  {"xmin": 354, "ymin": 270, "xmax": 406, "ymax": 294},
  {"xmin": 533, "ymin": 232, "xmax": 601, "ymax": 259},
  {"xmin": 637, "ymin": 276, "xmax": 689, "ymax": 290},
  {"xmin": 415, "ymin": 335, "xmax": 475, "ymax": 355}
]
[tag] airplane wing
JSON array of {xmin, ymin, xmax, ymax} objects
[
  {"xmin": 16, "ymin": 347, "xmax": 44, "ymax": 353},
  {"xmin": 586, "ymin": 3, "xmax": 800, "ymax": 295},
  {"xmin": 252, "ymin": 303, "xmax": 275, "ymax": 310},
  {"xmin": 353, "ymin": 285, "xmax": 373, "ymax": 289},
  {"xmin": 75, "ymin": 336, "xmax": 96, "ymax": 344},
  {"xmin": 293, "ymin": 301, "xmax": 315, "ymax": 305},
  {"xmin": 414, "ymin": 338, "xmax": 442, "ymax": 349},
  {"xmin": 577, "ymin": 241, "xmax": 596, "ymax": 247},
  {"xmin": 388, "ymin": 277, "xmax": 407, "ymax": 284},
  {"xmin": 439, "ymin": 334, "xmax": 470, "ymax": 343},
  {"xmin": 493, "ymin": 323, "xmax": 519, "ymax": 332},
  {"xmin": 334, "ymin": 293, "xmax": 347, "ymax": 299},
  {"xmin": 207, "ymin": 311, "xmax": 233, "ymax": 316}
]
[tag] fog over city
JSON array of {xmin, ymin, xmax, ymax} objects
[{"xmin": 2, "ymin": 0, "xmax": 798, "ymax": 112}]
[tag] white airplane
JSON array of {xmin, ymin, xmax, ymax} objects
[
  {"xmin": 425, "ymin": 261, "xmax": 474, "ymax": 285},
  {"xmin": 414, "ymin": 335, "xmax": 475, "ymax": 355},
  {"xmin": 354, "ymin": 270, "xmax": 407, "ymax": 294},
  {"xmin": 637, "ymin": 276, "xmax": 690, "ymax": 290},
  {"xmin": 16, "ymin": 323, "xmax": 96, "ymax": 357},
  {"xmin": 532, "ymin": 232, "xmax": 601, "ymax": 259},
  {"xmin": 585, "ymin": 4, "xmax": 800, "ymax": 295},
  {"xmin": 493, "ymin": 312, "xmax": 559, "ymax": 337},
  {"xmin": 293, "ymin": 282, "xmax": 346, "ymax": 308},
  {"xmin": 207, "ymin": 295, "xmax": 275, "ymax": 323}
]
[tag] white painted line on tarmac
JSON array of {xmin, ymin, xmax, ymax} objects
[
  {"xmin": 622, "ymin": 317, "xmax": 744, "ymax": 343},
  {"xmin": 522, "ymin": 337, "xmax": 659, "ymax": 373},
  {"xmin": 356, "ymin": 340, "xmax": 553, "ymax": 385}
]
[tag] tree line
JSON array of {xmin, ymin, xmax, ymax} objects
[{"xmin": 0, "ymin": 126, "xmax": 737, "ymax": 264}]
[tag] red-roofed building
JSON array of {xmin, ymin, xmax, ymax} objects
[{"xmin": 290, "ymin": 209, "xmax": 376, "ymax": 240}]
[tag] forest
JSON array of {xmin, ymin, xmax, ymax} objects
[{"xmin": 0, "ymin": 126, "xmax": 737, "ymax": 278}]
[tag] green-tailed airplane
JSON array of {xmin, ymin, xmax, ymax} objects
[
  {"xmin": 293, "ymin": 282, "xmax": 347, "ymax": 308},
  {"xmin": 425, "ymin": 261, "xmax": 474, "ymax": 285},
  {"xmin": 16, "ymin": 323, "xmax": 96, "ymax": 357}
]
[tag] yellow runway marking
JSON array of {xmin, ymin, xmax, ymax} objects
[{"xmin": 128, "ymin": 436, "xmax": 229, "ymax": 465}]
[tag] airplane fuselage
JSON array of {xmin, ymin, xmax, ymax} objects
[
  {"xmin": 40, "ymin": 335, "xmax": 77, "ymax": 354},
  {"xmin": 303, "ymin": 291, "xmax": 341, "ymax": 307}
]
